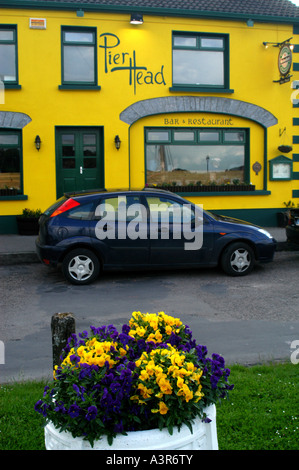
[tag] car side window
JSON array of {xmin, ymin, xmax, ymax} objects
[
  {"xmin": 145, "ymin": 196, "xmax": 196, "ymax": 223},
  {"xmin": 67, "ymin": 201, "xmax": 95, "ymax": 220},
  {"xmin": 94, "ymin": 195, "xmax": 146, "ymax": 222}
]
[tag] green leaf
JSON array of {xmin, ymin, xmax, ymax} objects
[{"xmin": 185, "ymin": 420, "xmax": 193, "ymax": 434}]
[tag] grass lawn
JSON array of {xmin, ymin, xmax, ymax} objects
[{"xmin": 0, "ymin": 362, "xmax": 298, "ymax": 451}]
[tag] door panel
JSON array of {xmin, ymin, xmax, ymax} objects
[
  {"xmin": 56, "ymin": 127, "xmax": 103, "ymax": 197},
  {"xmin": 144, "ymin": 195, "xmax": 207, "ymax": 265},
  {"xmin": 90, "ymin": 195, "xmax": 150, "ymax": 267}
]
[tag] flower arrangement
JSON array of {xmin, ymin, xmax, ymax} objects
[{"xmin": 35, "ymin": 311, "xmax": 233, "ymax": 447}]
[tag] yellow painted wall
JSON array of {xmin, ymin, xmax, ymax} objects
[{"xmin": 0, "ymin": 7, "xmax": 297, "ymax": 220}]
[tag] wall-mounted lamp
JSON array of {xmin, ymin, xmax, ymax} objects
[
  {"xmin": 35, "ymin": 135, "xmax": 41, "ymax": 151},
  {"xmin": 76, "ymin": 9, "xmax": 84, "ymax": 17},
  {"xmin": 246, "ymin": 19, "xmax": 254, "ymax": 27},
  {"xmin": 114, "ymin": 135, "xmax": 121, "ymax": 150},
  {"xmin": 130, "ymin": 13, "xmax": 143, "ymax": 25},
  {"xmin": 263, "ymin": 37, "xmax": 294, "ymax": 49}
]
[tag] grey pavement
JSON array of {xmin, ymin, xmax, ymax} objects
[
  {"xmin": 0, "ymin": 226, "xmax": 296, "ymax": 384},
  {"xmin": 0, "ymin": 226, "xmax": 291, "ymax": 265}
]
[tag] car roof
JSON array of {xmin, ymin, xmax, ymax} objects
[{"xmin": 65, "ymin": 187, "xmax": 181, "ymax": 198}]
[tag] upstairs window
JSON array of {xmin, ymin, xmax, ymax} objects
[
  {"xmin": 61, "ymin": 27, "xmax": 97, "ymax": 87},
  {"xmin": 172, "ymin": 32, "xmax": 230, "ymax": 91},
  {"xmin": 0, "ymin": 26, "xmax": 18, "ymax": 86}
]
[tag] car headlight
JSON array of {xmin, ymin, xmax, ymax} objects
[{"xmin": 257, "ymin": 228, "xmax": 273, "ymax": 238}]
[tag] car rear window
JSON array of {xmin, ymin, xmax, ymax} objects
[{"xmin": 43, "ymin": 196, "xmax": 67, "ymax": 216}]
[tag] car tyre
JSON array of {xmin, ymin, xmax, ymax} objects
[
  {"xmin": 62, "ymin": 248, "xmax": 100, "ymax": 285},
  {"xmin": 221, "ymin": 242, "xmax": 255, "ymax": 276}
]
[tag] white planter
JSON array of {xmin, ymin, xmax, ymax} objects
[{"xmin": 44, "ymin": 404, "xmax": 218, "ymax": 450}]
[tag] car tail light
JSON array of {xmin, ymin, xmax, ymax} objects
[{"xmin": 50, "ymin": 198, "xmax": 80, "ymax": 218}]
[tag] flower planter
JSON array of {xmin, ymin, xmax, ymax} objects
[
  {"xmin": 0, "ymin": 188, "xmax": 18, "ymax": 196},
  {"xmin": 16, "ymin": 216, "xmax": 39, "ymax": 235},
  {"xmin": 35, "ymin": 312, "xmax": 233, "ymax": 452},
  {"xmin": 156, "ymin": 185, "xmax": 255, "ymax": 193},
  {"xmin": 44, "ymin": 404, "xmax": 218, "ymax": 450}
]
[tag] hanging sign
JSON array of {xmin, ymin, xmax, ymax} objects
[
  {"xmin": 278, "ymin": 44, "xmax": 292, "ymax": 76},
  {"xmin": 274, "ymin": 43, "xmax": 292, "ymax": 84}
]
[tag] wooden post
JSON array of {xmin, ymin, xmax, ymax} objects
[{"xmin": 51, "ymin": 312, "xmax": 76, "ymax": 369}]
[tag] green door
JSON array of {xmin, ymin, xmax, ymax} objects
[{"xmin": 56, "ymin": 127, "xmax": 104, "ymax": 197}]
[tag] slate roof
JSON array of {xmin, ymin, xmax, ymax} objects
[{"xmin": 2, "ymin": 0, "xmax": 299, "ymax": 20}]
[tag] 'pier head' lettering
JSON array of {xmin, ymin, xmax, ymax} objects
[{"xmin": 99, "ymin": 33, "xmax": 166, "ymax": 94}]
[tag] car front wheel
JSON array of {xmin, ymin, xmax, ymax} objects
[
  {"xmin": 221, "ymin": 242, "xmax": 255, "ymax": 276},
  {"xmin": 62, "ymin": 248, "xmax": 100, "ymax": 285}
]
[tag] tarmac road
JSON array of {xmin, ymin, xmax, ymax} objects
[{"xmin": 0, "ymin": 247, "xmax": 299, "ymax": 383}]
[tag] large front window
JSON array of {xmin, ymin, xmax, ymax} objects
[
  {"xmin": 61, "ymin": 27, "xmax": 97, "ymax": 86},
  {"xmin": 145, "ymin": 128, "xmax": 248, "ymax": 187},
  {"xmin": 172, "ymin": 32, "xmax": 229, "ymax": 89},
  {"xmin": 0, "ymin": 131, "xmax": 22, "ymax": 193}
]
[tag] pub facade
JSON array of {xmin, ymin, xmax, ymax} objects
[{"xmin": 0, "ymin": 0, "xmax": 299, "ymax": 232}]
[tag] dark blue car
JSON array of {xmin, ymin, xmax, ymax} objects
[{"xmin": 36, "ymin": 188, "xmax": 276, "ymax": 285}]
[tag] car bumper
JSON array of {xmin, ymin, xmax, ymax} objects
[
  {"xmin": 286, "ymin": 226, "xmax": 299, "ymax": 244},
  {"xmin": 255, "ymin": 237, "xmax": 277, "ymax": 262},
  {"xmin": 35, "ymin": 239, "xmax": 64, "ymax": 266}
]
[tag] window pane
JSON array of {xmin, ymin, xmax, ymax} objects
[
  {"xmin": 173, "ymin": 50, "xmax": 224, "ymax": 86},
  {"xmin": 62, "ymin": 146, "xmax": 75, "ymax": 157},
  {"xmin": 62, "ymin": 158, "xmax": 75, "ymax": 169},
  {"xmin": 0, "ymin": 30, "xmax": 14, "ymax": 41},
  {"xmin": 199, "ymin": 132, "xmax": 220, "ymax": 141},
  {"xmin": 64, "ymin": 32, "xmax": 94, "ymax": 43},
  {"xmin": 224, "ymin": 132, "xmax": 245, "ymax": 142},
  {"xmin": 173, "ymin": 131, "xmax": 195, "ymax": 141},
  {"xmin": 62, "ymin": 134, "xmax": 74, "ymax": 145},
  {"xmin": 63, "ymin": 45, "xmax": 95, "ymax": 82},
  {"xmin": 173, "ymin": 36, "xmax": 197, "ymax": 47},
  {"xmin": 201, "ymin": 38, "xmax": 224, "ymax": 49},
  {"xmin": 146, "ymin": 144, "xmax": 244, "ymax": 186},
  {"xmin": 147, "ymin": 131, "xmax": 170, "ymax": 142},
  {"xmin": 84, "ymin": 146, "xmax": 96, "ymax": 157},
  {"xmin": 84, "ymin": 157, "xmax": 96, "ymax": 168},
  {"xmin": 0, "ymin": 133, "xmax": 21, "ymax": 190},
  {"xmin": 83, "ymin": 134, "xmax": 96, "ymax": 145},
  {"xmin": 0, "ymin": 135, "xmax": 18, "ymax": 145},
  {"xmin": 0, "ymin": 44, "xmax": 16, "ymax": 81}
]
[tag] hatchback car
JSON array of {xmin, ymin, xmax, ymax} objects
[
  {"xmin": 36, "ymin": 188, "xmax": 276, "ymax": 285},
  {"xmin": 285, "ymin": 208, "xmax": 299, "ymax": 245}
]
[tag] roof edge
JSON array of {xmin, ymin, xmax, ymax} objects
[{"xmin": 1, "ymin": 1, "xmax": 299, "ymax": 24}]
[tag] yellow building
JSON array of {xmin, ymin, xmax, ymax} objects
[{"xmin": 0, "ymin": 0, "xmax": 299, "ymax": 232}]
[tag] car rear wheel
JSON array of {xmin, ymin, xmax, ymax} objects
[
  {"xmin": 221, "ymin": 242, "xmax": 255, "ymax": 276},
  {"xmin": 62, "ymin": 248, "xmax": 100, "ymax": 285}
]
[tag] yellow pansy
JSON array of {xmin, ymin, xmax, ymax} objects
[
  {"xmin": 138, "ymin": 383, "xmax": 153, "ymax": 398},
  {"xmin": 165, "ymin": 325, "xmax": 172, "ymax": 335},
  {"xmin": 158, "ymin": 377, "xmax": 172, "ymax": 395},
  {"xmin": 152, "ymin": 401, "xmax": 169, "ymax": 415}
]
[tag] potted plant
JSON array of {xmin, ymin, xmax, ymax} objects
[
  {"xmin": 35, "ymin": 311, "xmax": 233, "ymax": 450},
  {"xmin": 16, "ymin": 208, "xmax": 42, "ymax": 235},
  {"xmin": 277, "ymin": 201, "xmax": 295, "ymax": 227},
  {"xmin": 0, "ymin": 186, "xmax": 19, "ymax": 196}
]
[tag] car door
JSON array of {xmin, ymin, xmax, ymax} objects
[
  {"xmin": 144, "ymin": 195, "xmax": 208, "ymax": 266},
  {"xmin": 89, "ymin": 194, "xmax": 150, "ymax": 267}
]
